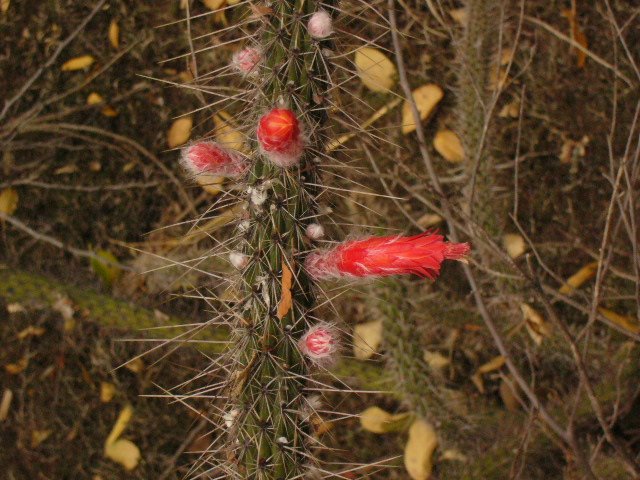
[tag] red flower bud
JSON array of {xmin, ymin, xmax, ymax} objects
[
  {"xmin": 305, "ymin": 232, "xmax": 470, "ymax": 280},
  {"xmin": 256, "ymin": 108, "xmax": 304, "ymax": 167},
  {"xmin": 231, "ymin": 47, "xmax": 262, "ymax": 74},
  {"xmin": 181, "ymin": 141, "xmax": 248, "ymax": 177},
  {"xmin": 299, "ymin": 323, "xmax": 338, "ymax": 363}
]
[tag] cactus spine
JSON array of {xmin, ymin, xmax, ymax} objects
[{"xmin": 224, "ymin": 1, "xmax": 333, "ymax": 478}]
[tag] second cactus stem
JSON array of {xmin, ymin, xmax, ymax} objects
[{"xmin": 227, "ymin": 1, "xmax": 332, "ymax": 478}]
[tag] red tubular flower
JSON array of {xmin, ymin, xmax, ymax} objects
[
  {"xmin": 180, "ymin": 141, "xmax": 248, "ymax": 177},
  {"xmin": 256, "ymin": 108, "xmax": 304, "ymax": 167},
  {"xmin": 299, "ymin": 323, "xmax": 338, "ymax": 363},
  {"xmin": 305, "ymin": 232, "xmax": 470, "ymax": 280}
]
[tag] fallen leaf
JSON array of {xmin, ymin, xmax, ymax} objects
[
  {"xmin": 31, "ymin": 429, "xmax": 52, "ymax": 448},
  {"xmin": 360, "ymin": 406, "xmax": 413, "ymax": 434},
  {"xmin": 401, "ymin": 84, "xmax": 444, "ymax": 135},
  {"xmin": 433, "ymin": 129, "xmax": 465, "ymax": 162},
  {"xmin": 423, "ymin": 350, "xmax": 450, "ymax": 370},
  {"xmin": 503, "ymin": 233, "xmax": 526, "ymax": 259},
  {"xmin": 417, "ymin": 213, "xmax": 443, "ymax": 229},
  {"xmin": 276, "ymin": 262, "xmax": 293, "ymax": 319},
  {"xmin": 521, "ymin": 303, "xmax": 552, "ymax": 345},
  {"xmin": 598, "ymin": 308, "xmax": 640, "ymax": 334},
  {"xmin": 1, "ymin": 0, "xmax": 9, "ymax": 14},
  {"xmin": 17, "ymin": 325, "xmax": 45, "ymax": 340},
  {"xmin": 449, "ymin": 8, "xmax": 467, "ymax": 25},
  {"xmin": 0, "ymin": 188, "xmax": 18, "ymax": 215},
  {"xmin": 196, "ymin": 173, "xmax": 225, "ymax": 196},
  {"xmin": 353, "ymin": 319, "xmax": 383, "ymax": 360},
  {"xmin": 108, "ymin": 20, "xmax": 119, "ymax": 49},
  {"xmin": 471, "ymin": 355, "xmax": 506, "ymax": 393},
  {"xmin": 561, "ymin": 8, "xmax": 588, "ymax": 68},
  {"xmin": 87, "ymin": 92, "xmax": 104, "ymax": 105},
  {"xmin": 100, "ymin": 382, "xmax": 117, "ymax": 403},
  {"xmin": 5, "ymin": 357, "xmax": 28, "ymax": 375},
  {"xmin": 167, "ymin": 116, "xmax": 193, "ymax": 148},
  {"xmin": 404, "ymin": 419, "xmax": 438, "ymax": 480},
  {"xmin": 7, "ymin": 303, "xmax": 26, "ymax": 314},
  {"xmin": 105, "ymin": 438, "xmax": 141, "ymax": 471},
  {"xmin": 90, "ymin": 249, "xmax": 122, "ymax": 288},
  {"xmin": 354, "ymin": 47, "xmax": 397, "ymax": 93},
  {"xmin": 61, "ymin": 55, "xmax": 95, "ymax": 71},
  {"xmin": 104, "ymin": 404, "xmax": 141, "ymax": 471},
  {"xmin": 54, "ymin": 164, "xmax": 78, "ymax": 175},
  {"xmin": 203, "ymin": 0, "xmax": 225, "ymax": 9},
  {"xmin": 214, "ymin": 111, "xmax": 246, "ymax": 152},
  {"xmin": 441, "ymin": 449, "xmax": 468, "ymax": 462},
  {"xmin": 101, "ymin": 106, "xmax": 118, "ymax": 117},
  {"xmin": 499, "ymin": 377, "xmax": 520, "ymax": 412},
  {"xmin": 499, "ymin": 98, "xmax": 521, "ymax": 118},
  {"xmin": 0, "ymin": 389, "xmax": 13, "ymax": 421},
  {"xmin": 124, "ymin": 358, "xmax": 144, "ymax": 374},
  {"xmin": 559, "ymin": 136, "xmax": 589, "ymax": 164}
]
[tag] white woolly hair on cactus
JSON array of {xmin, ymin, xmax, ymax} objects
[
  {"xmin": 230, "ymin": 46, "xmax": 262, "ymax": 74},
  {"xmin": 180, "ymin": 141, "xmax": 249, "ymax": 178},
  {"xmin": 307, "ymin": 10, "xmax": 334, "ymax": 39},
  {"xmin": 298, "ymin": 322, "xmax": 340, "ymax": 365}
]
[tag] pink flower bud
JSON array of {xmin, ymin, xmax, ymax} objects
[
  {"xmin": 299, "ymin": 323, "xmax": 338, "ymax": 363},
  {"xmin": 229, "ymin": 251, "xmax": 249, "ymax": 270},
  {"xmin": 256, "ymin": 108, "xmax": 305, "ymax": 167},
  {"xmin": 305, "ymin": 232, "xmax": 470, "ymax": 280},
  {"xmin": 307, "ymin": 10, "xmax": 333, "ymax": 39},
  {"xmin": 231, "ymin": 47, "xmax": 262, "ymax": 74},
  {"xmin": 305, "ymin": 223, "xmax": 325, "ymax": 240},
  {"xmin": 181, "ymin": 142, "xmax": 248, "ymax": 177}
]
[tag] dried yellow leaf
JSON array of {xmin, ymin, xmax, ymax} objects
[
  {"xmin": 417, "ymin": 213, "xmax": 443, "ymax": 229},
  {"xmin": 61, "ymin": 55, "xmax": 95, "ymax": 71},
  {"xmin": 499, "ymin": 99, "xmax": 520, "ymax": 118},
  {"xmin": 441, "ymin": 449, "xmax": 468, "ymax": 462},
  {"xmin": 124, "ymin": 358, "xmax": 144, "ymax": 374},
  {"xmin": 167, "ymin": 116, "xmax": 193, "ymax": 148},
  {"xmin": 108, "ymin": 20, "xmax": 120, "ymax": 49},
  {"xmin": 449, "ymin": 8, "xmax": 467, "ymax": 26},
  {"xmin": 203, "ymin": 0, "xmax": 225, "ymax": 9},
  {"xmin": 195, "ymin": 173, "xmax": 225, "ymax": 196},
  {"xmin": 503, "ymin": 233, "xmax": 526, "ymax": 259},
  {"xmin": 404, "ymin": 419, "xmax": 438, "ymax": 480},
  {"xmin": 559, "ymin": 261, "xmax": 598, "ymax": 294},
  {"xmin": 521, "ymin": 303, "xmax": 552, "ymax": 345},
  {"xmin": 423, "ymin": 350, "xmax": 450, "ymax": 370},
  {"xmin": 214, "ymin": 111, "xmax": 246, "ymax": 152},
  {"xmin": 598, "ymin": 308, "xmax": 640, "ymax": 334},
  {"xmin": 354, "ymin": 47, "xmax": 397, "ymax": 93},
  {"xmin": 1, "ymin": 0, "xmax": 9, "ymax": 14},
  {"xmin": 433, "ymin": 129, "xmax": 465, "ymax": 162},
  {"xmin": 87, "ymin": 92, "xmax": 104, "ymax": 105},
  {"xmin": 499, "ymin": 377, "xmax": 520, "ymax": 412},
  {"xmin": 101, "ymin": 106, "xmax": 118, "ymax": 117},
  {"xmin": 31, "ymin": 429, "xmax": 52, "ymax": 448},
  {"xmin": 17, "ymin": 325, "xmax": 45, "ymax": 340},
  {"xmin": 472, "ymin": 355, "xmax": 506, "ymax": 393},
  {"xmin": 5, "ymin": 357, "xmax": 28, "ymax": 375},
  {"xmin": 276, "ymin": 262, "xmax": 293, "ymax": 320},
  {"xmin": 0, "ymin": 188, "xmax": 18, "ymax": 215},
  {"xmin": 401, "ymin": 84, "xmax": 444, "ymax": 135},
  {"xmin": 360, "ymin": 406, "xmax": 412, "ymax": 434},
  {"xmin": 353, "ymin": 319, "xmax": 383, "ymax": 360},
  {"xmin": 100, "ymin": 382, "xmax": 117, "ymax": 403},
  {"xmin": 0, "ymin": 389, "xmax": 13, "ymax": 421},
  {"xmin": 105, "ymin": 439, "xmax": 141, "ymax": 471}
]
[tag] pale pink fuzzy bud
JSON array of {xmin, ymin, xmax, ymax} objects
[
  {"xmin": 307, "ymin": 10, "xmax": 333, "ymax": 39},
  {"xmin": 299, "ymin": 323, "xmax": 338, "ymax": 363},
  {"xmin": 180, "ymin": 141, "xmax": 249, "ymax": 178},
  {"xmin": 305, "ymin": 232, "xmax": 471, "ymax": 280},
  {"xmin": 256, "ymin": 108, "xmax": 305, "ymax": 168},
  {"xmin": 231, "ymin": 47, "xmax": 262, "ymax": 74},
  {"xmin": 305, "ymin": 223, "xmax": 325, "ymax": 240},
  {"xmin": 229, "ymin": 251, "xmax": 249, "ymax": 270}
]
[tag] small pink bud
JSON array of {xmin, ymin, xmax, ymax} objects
[
  {"xmin": 181, "ymin": 142, "xmax": 248, "ymax": 177},
  {"xmin": 231, "ymin": 47, "xmax": 262, "ymax": 74},
  {"xmin": 229, "ymin": 251, "xmax": 249, "ymax": 270},
  {"xmin": 256, "ymin": 108, "xmax": 305, "ymax": 167},
  {"xmin": 299, "ymin": 323, "xmax": 338, "ymax": 363},
  {"xmin": 307, "ymin": 10, "xmax": 333, "ymax": 39},
  {"xmin": 305, "ymin": 232, "xmax": 470, "ymax": 280},
  {"xmin": 305, "ymin": 223, "xmax": 325, "ymax": 240}
]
